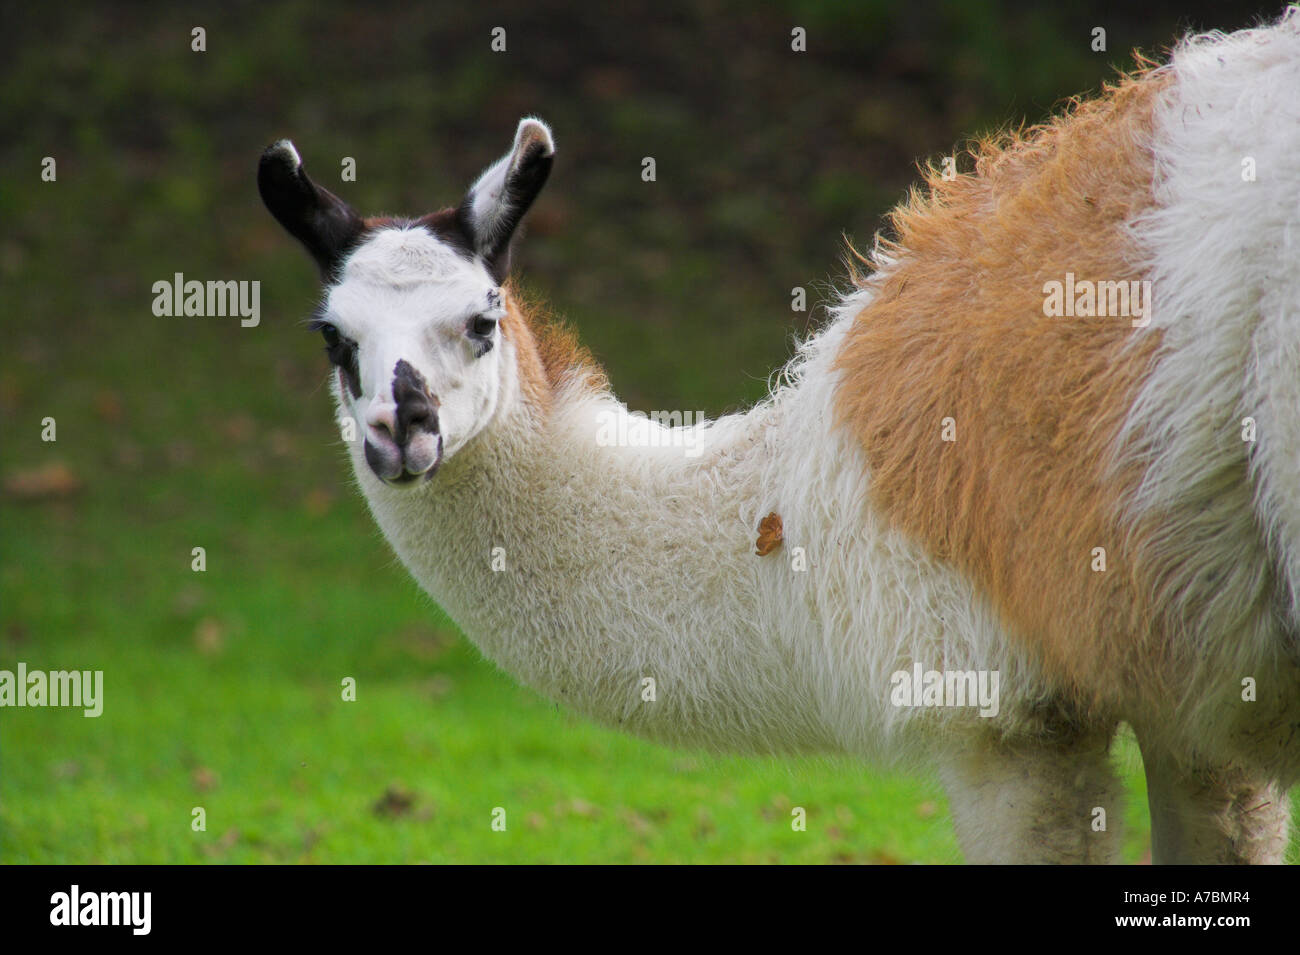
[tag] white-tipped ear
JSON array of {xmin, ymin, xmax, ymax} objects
[{"xmin": 460, "ymin": 118, "xmax": 555, "ymax": 280}]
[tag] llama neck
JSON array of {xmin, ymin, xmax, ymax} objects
[{"xmin": 355, "ymin": 356, "xmax": 839, "ymax": 753}]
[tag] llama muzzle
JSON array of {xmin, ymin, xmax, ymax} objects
[{"xmin": 363, "ymin": 359, "xmax": 442, "ymax": 485}]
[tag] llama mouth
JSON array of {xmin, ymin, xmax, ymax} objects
[
  {"xmin": 385, "ymin": 470, "xmax": 426, "ymax": 486},
  {"xmin": 386, "ymin": 457, "xmax": 441, "ymax": 486},
  {"xmin": 364, "ymin": 433, "xmax": 442, "ymax": 487}
]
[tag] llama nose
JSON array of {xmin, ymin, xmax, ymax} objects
[
  {"xmin": 365, "ymin": 403, "xmax": 399, "ymax": 442},
  {"xmin": 391, "ymin": 360, "xmax": 439, "ymax": 443},
  {"xmin": 396, "ymin": 391, "xmax": 437, "ymax": 440}
]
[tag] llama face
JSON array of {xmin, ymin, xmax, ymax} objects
[
  {"xmin": 258, "ymin": 118, "xmax": 555, "ymax": 485},
  {"xmin": 318, "ymin": 229, "xmax": 507, "ymax": 482}
]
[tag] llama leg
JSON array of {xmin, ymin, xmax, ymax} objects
[
  {"xmin": 1137, "ymin": 740, "xmax": 1289, "ymax": 864},
  {"xmin": 939, "ymin": 731, "xmax": 1123, "ymax": 864}
]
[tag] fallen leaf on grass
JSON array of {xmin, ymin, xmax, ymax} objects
[
  {"xmin": 201, "ymin": 828, "xmax": 240, "ymax": 858},
  {"xmin": 555, "ymin": 798, "xmax": 597, "ymax": 819},
  {"xmin": 172, "ymin": 584, "xmax": 204, "ymax": 615},
  {"xmin": 3, "ymin": 462, "xmax": 82, "ymax": 500},
  {"xmin": 268, "ymin": 429, "xmax": 296, "ymax": 458},
  {"xmin": 621, "ymin": 808, "xmax": 653, "ymax": 835},
  {"xmin": 423, "ymin": 675, "xmax": 455, "ymax": 698},
  {"xmin": 220, "ymin": 415, "xmax": 255, "ymax": 443},
  {"xmin": 302, "ymin": 487, "xmax": 334, "ymax": 517},
  {"xmin": 301, "ymin": 827, "xmax": 322, "ymax": 853},
  {"xmin": 93, "ymin": 390, "xmax": 123, "ymax": 423},
  {"xmin": 192, "ymin": 767, "xmax": 219, "ymax": 792},
  {"xmin": 373, "ymin": 785, "xmax": 416, "ymax": 818},
  {"xmin": 193, "ymin": 617, "xmax": 225, "ymax": 655}
]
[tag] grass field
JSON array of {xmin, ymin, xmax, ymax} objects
[{"xmin": 3, "ymin": 0, "xmax": 1296, "ymax": 864}]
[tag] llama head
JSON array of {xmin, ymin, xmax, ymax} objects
[{"xmin": 258, "ymin": 118, "xmax": 555, "ymax": 485}]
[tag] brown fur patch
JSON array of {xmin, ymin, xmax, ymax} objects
[
  {"xmin": 832, "ymin": 70, "xmax": 1171, "ymax": 700},
  {"xmin": 362, "ymin": 210, "xmax": 475, "ymax": 257},
  {"xmin": 500, "ymin": 283, "xmax": 609, "ymax": 414}
]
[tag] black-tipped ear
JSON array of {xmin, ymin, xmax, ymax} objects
[
  {"xmin": 457, "ymin": 118, "xmax": 555, "ymax": 282},
  {"xmin": 258, "ymin": 140, "xmax": 364, "ymax": 279}
]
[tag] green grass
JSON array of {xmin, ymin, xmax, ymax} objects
[{"xmin": 3, "ymin": 0, "xmax": 1294, "ymax": 864}]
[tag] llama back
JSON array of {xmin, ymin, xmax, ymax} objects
[{"xmin": 827, "ymin": 12, "xmax": 1300, "ymax": 775}]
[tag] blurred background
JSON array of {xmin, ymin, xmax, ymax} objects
[{"xmin": 2, "ymin": 0, "xmax": 1292, "ymax": 863}]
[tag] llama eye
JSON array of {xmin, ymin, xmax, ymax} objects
[
  {"xmin": 316, "ymin": 323, "xmax": 353, "ymax": 365},
  {"xmin": 326, "ymin": 338, "xmax": 355, "ymax": 367},
  {"xmin": 469, "ymin": 315, "xmax": 497, "ymax": 337},
  {"xmin": 313, "ymin": 323, "xmax": 361, "ymax": 397}
]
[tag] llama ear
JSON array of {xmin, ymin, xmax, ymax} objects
[
  {"xmin": 258, "ymin": 140, "xmax": 364, "ymax": 279},
  {"xmin": 457, "ymin": 118, "xmax": 555, "ymax": 281}
]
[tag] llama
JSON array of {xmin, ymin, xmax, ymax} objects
[{"xmin": 258, "ymin": 14, "xmax": 1300, "ymax": 864}]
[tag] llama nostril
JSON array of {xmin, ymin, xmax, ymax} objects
[
  {"xmin": 396, "ymin": 395, "xmax": 438, "ymax": 440},
  {"xmin": 365, "ymin": 404, "xmax": 399, "ymax": 442},
  {"xmin": 363, "ymin": 436, "xmax": 403, "ymax": 481}
]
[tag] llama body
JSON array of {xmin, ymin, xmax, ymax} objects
[
  {"xmin": 260, "ymin": 14, "xmax": 1300, "ymax": 863},
  {"xmin": 355, "ymin": 290, "xmax": 1034, "ymax": 759}
]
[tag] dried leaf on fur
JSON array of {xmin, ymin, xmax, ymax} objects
[{"xmin": 755, "ymin": 511, "xmax": 783, "ymax": 556}]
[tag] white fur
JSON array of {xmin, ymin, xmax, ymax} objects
[
  {"xmin": 267, "ymin": 139, "xmax": 301, "ymax": 168},
  {"xmin": 1117, "ymin": 11, "xmax": 1300, "ymax": 776}
]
